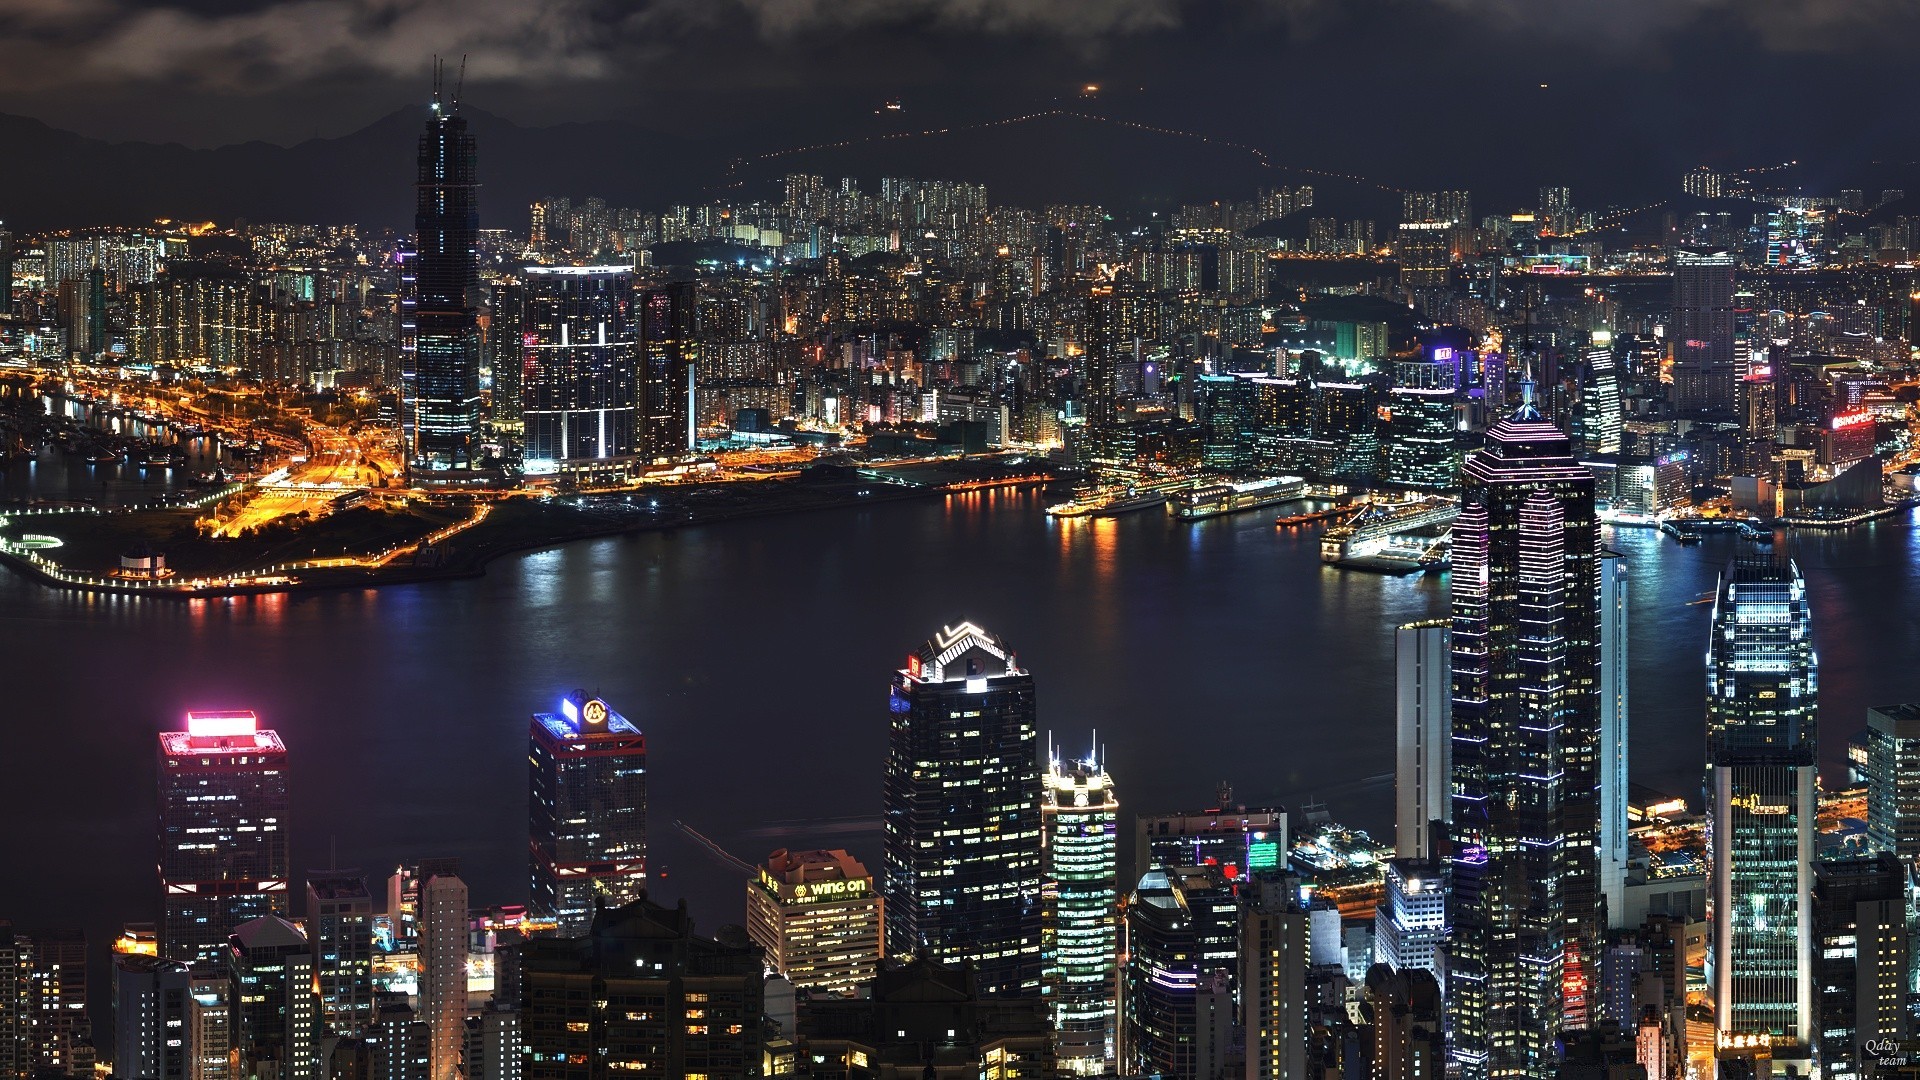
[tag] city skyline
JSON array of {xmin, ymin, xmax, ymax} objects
[{"xmin": 8, "ymin": 24, "xmax": 1920, "ymax": 1080}]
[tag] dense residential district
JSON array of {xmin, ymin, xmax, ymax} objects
[{"xmin": 6, "ymin": 87, "xmax": 1920, "ymax": 1080}]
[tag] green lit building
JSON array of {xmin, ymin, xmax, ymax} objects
[{"xmin": 1041, "ymin": 754, "xmax": 1119, "ymax": 1075}]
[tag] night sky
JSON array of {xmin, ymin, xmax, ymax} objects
[{"xmin": 3, "ymin": 0, "xmax": 1920, "ymax": 207}]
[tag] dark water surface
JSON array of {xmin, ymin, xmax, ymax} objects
[{"xmin": 2, "ymin": 486, "xmax": 1918, "ymax": 953}]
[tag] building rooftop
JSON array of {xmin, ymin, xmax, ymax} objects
[
  {"xmin": 531, "ymin": 691, "xmax": 641, "ymax": 743},
  {"xmin": 159, "ymin": 710, "xmax": 285, "ymax": 758},
  {"xmin": 902, "ymin": 620, "xmax": 1023, "ymax": 684}
]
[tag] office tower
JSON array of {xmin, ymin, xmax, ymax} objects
[
  {"xmin": 519, "ymin": 267, "xmax": 638, "ymax": 477},
  {"xmin": 1708, "ymin": 556, "xmax": 1817, "ymax": 1075},
  {"xmin": 459, "ymin": 1004, "xmax": 519, "ymax": 1080},
  {"xmin": 158, "ymin": 711, "xmax": 291, "ymax": 971},
  {"xmin": 1599, "ymin": 554, "xmax": 1630, "ymax": 928},
  {"xmin": 636, "ymin": 283, "xmax": 696, "ymax": 460},
  {"xmin": 520, "ymin": 897, "xmax": 764, "ymax": 1080},
  {"xmin": 1445, "ymin": 412, "xmax": 1602, "ymax": 1080},
  {"xmin": 304, "ymin": 873, "xmax": 374, "ymax": 1035},
  {"xmin": 1812, "ymin": 855, "xmax": 1909, "ymax": 1080},
  {"xmin": 1865, "ymin": 703, "xmax": 1920, "ymax": 865},
  {"xmin": 1366, "ymin": 965, "xmax": 1446, "ymax": 1080},
  {"xmin": 407, "ymin": 75, "xmax": 484, "ymax": 475},
  {"xmin": 28, "ymin": 928, "xmax": 89, "ymax": 1076},
  {"xmin": 1135, "ymin": 801, "xmax": 1288, "ymax": 879},
  {"xmin": 1394, "ymin": 621, "xmax": 1450, "ymax": 860},
  {"xmin": 744, "ymin": 849, "xmax": 882, "ymax": 998},
  {"xmin": 1241, "ymin": 876, "xmax": 1311, "ymax": 1080},
  {"xmin": 227, "ymin": 917, "xmax": 319, "ymax": 1080},
  {"xmin": 793, "ymin": 953, "xmax": 1055, "ymax": 1078},
  {"xmin": 1384, "ymin": 385, "xmax": 1458, "ymax": 489},
  {"xmin": 1671, "ymin": 249, "xmax": 1737, "ymax": 413},
  {"xmin": 415, "ymin": 870, "xmax": 467, "ymax": 1080},
  {"xmin": 1040, "ymin": 753, "xmax": 1119, "ymax": 1075},
  {"xmin": 368, "ymin": 999, "xmax": 429, "ymax": 1080},
  {"xmin": 0, "ymin": 925, "xmax": 27, "ymax": 1080},
  {"xmin": 882, "ymin": 621, "xmax": 1043, "ymax": 997},
  {"xmin": 112, "ymin": 955, "xmax": 191, "ymax": 1080},
  {"xmin": 1578, "ymin": 342, "xmax": 1623, "ymax": 456},
  {"xmin": 1373, "ymin": 859, "xmax": 1446, "ymax": 974},
  {"xmin": 528, "ymin": 693, "xmax": 647, "ymax": 936},
  {"xmin": 1122, "ymin": 866, "xmax": 1241, "ymax": 1080}
]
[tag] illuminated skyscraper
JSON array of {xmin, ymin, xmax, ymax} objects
[
  {"xmin": 1040, "ymin": 752, "xmax": 1119, "ymax": 1074},
  {"xmin": 1671, "ymin": 249, "xmax": 1737, "ymax": 414},
  {"xmin": 303, "ymin": 873, "xmax": 373, "ymax": 1035},
  {"xmin": 882, "ymin": 621, "xmax": 1043, "ymax": 997},
  {"xmin": 406, "ymin": 71, "xmax": 484, "ymax": 475},
  {"xmin": 1444, "ymin": 414, "xmax": 1602, "ymax": 1080},
  {"xmin": 528, "ymin": 692, "xmax": 647, "ymax": 936},
  {"xmin": 745, "ymin": 849, "xmax": 882, "ymax": 998},
  {"xmin": 158, "ymin": 711, "xmax": 290, "ymax": 972},
  {"xmin": 637, "ymin": 283, "xmax": 696, "ymax": 460},
  {"xmin": 1865, "ymin": 703, "xmax": 1920, "ymax": 866},
  {"xmin": 1708, "ymin": 556, "xmax": 1817, "ymax": 1076},
  {"xmin": 519, "ymin": 267, "xmax": 638, "ymax": 478},
  {"xmin": 1122, "ymin": 866, "xmax": 1241, "ymax": 1079},
  {"xmin": 1373, "ymin": 859, "xmax": 1445, "ymax": 974},
  {"xmin": 1577, "ymin": 339, "xmax": 1623, "ymax": 456},
  {"xmin": 416, "ymin": 870, "xmax": 467, "ymax": 1080},
  {"xmin": 1081, "ymin": 280, "xmax": 1139, "ymax": 459},
  {"xmin": 1394, "ymin": 620, "xmax": 1450, "ymax": 860}
]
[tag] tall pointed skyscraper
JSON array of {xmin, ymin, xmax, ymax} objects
[
  {"xmin": 1708, "ymin": 556, "xmax": 1817, "ymax": 1077},
  {"xmin": 406, "ymin": 62, "xmax": 484, "ymax": 476},
  {"xmin": 1445, "ymin": 414, "xmax": 1602, "ymax": 1080},
  {"xmin": 882, "ymin": 621, "xmax": 1043, "ymax": 997}
]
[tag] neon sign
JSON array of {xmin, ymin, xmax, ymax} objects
[{"xmin": 1831, "ymin": 412, "xmax": 1874, "ymax": 431}]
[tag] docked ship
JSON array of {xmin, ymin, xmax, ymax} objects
[
  {"xmin": 1047, "ymin": 479, "xmax": 1193, "ymax": 518},
  {"xmin": 1320, "ymin": 495, "xmax": 1459, "ymax": 566},
  {"xmin": 1168, "ymin": 476, "xmax": 1307, "ymax": 521}
]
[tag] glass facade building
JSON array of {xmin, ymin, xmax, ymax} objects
[
  {"xmin": 406, "ymin": 92, "xmax": 483, "ymax": 474},
  {"xmin": 637, "ymin": 283, "xmax": 696, "ymax": 460},
  {"xmin": 528, "ymin": 692, "xmax": 647, "ymax": 936},
  {"xmin": 520, "ymin": 266, "xmax": 638, "ymax": 476},
  {"xmin": 882, "ymin": 621, "xmax": 1042, "ymax": 997},
  {"xmin": 157, "ymin": 711, "xmax": 290, "ymax": 972},
  {"xmin": 1041, "ymin": 756, "xmax": 1119, "ymax": 1074},
  {"xmin": 1445, "ymin": 415, "xmax": 1602, "ymax": 1080},
  {"xmin": 1708, "ymin": 556, "xmax": 1817, "ymax": 1073}
]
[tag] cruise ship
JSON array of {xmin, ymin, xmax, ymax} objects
[
  {"xmin": 1320, "ymin": 495, "xmax": 1459, "ymax": 565},
  {"xmin": 1046, "ymin": 479, "xmax": 1193, "ymax": 518},
  {"xmin": 1168, "ymin": 476, "xmax": 1307, "ymax": 520}
]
